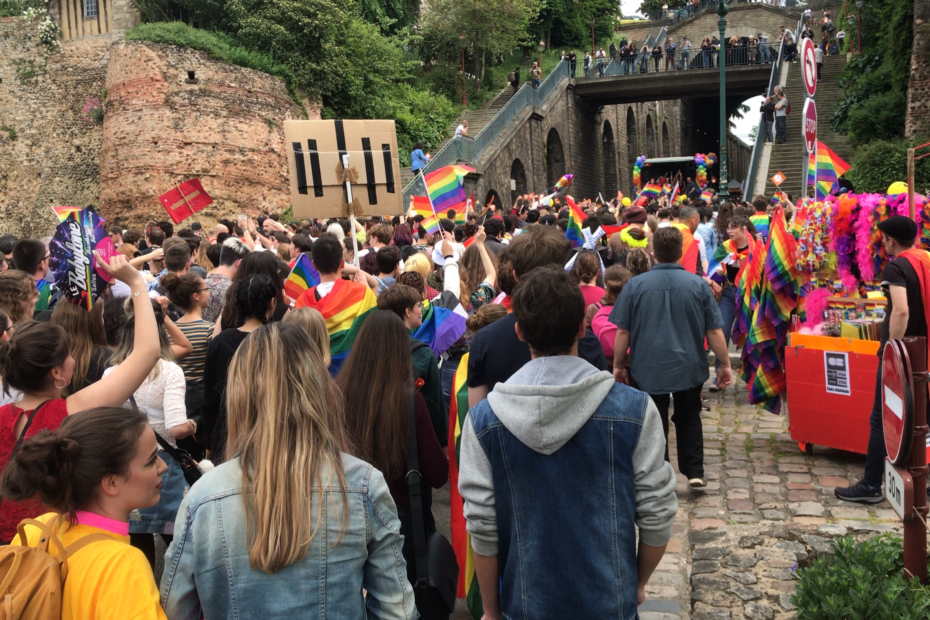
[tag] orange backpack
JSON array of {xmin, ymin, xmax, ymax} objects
[{"xmin": 0, "ymin": 518, "xmax": 116, "ymax": 619}]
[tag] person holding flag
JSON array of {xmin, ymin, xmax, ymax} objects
[{"xmin": 836, "ymin": 216, "xmax": 930, "ymax": 503}]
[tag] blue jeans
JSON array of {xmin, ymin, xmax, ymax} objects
[
  {"xmin": 759, "ymin": 43, "xmax": 769, "ymax": 62},
  {"xmin": 681, "ymin": 51, "xmax": 691, "ymax": 68},
  {"xmin": 776, "ymin": 116, "xmax": 787, "ymax": 142},
  {"xmin": 621, "ymin": 58, "xmax": 630, "ymax": 74},
  {"xmin": 702, "ymin": 50, "xmax": 710, "ymax": 67},
  {"xmin": 764, "ymin": 120, "xmax": 774, "ymax": 143},
  {"xmin": 532, "ymin": 78, "xmax": 541, "ymax": 88},
  {"xmin": 440, "ymin": 357, "xmax": 460, "ymax": 404},
  {"xmin": 714, "ymin": 285, "xmax": 736, "ymax": 377},
  {"xmin": 863, "ymin": 363, "xmax": 885, "ymax": 487},
  {"xmin": 583, "ymin": 66, "xmax": 591, "ymax": 78}
]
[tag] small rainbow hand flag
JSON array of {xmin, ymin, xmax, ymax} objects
[
  {"xmin": 53, "ymin": 206, "xmax": 83, "ymax": 222},
  {"xmin": 412, "ymin": 195, "xmax": 441, "ymax": 235},
  {"xmin": 284, "ymin": 253, "xmax": 321, "ymax": 301},
  {"xmin": 565, "ymin": 197, "xmax": 588, "ymax": 248},
  {"xmin": 700, "ymin": 189, "xmax": 714, "ymax": 202},
  {"xmin": 640, "ymin": 183, "xmax": 662, "ymax": 199},
  {"xmin": 424, "ymin": 165, "xmax": 474, "ymax": 214}
]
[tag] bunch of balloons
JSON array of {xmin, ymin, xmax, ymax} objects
[
  {"xmin": 694, "ymin": 153, "xmax": 708, "ymax": 188},
  {"xmin": 632, "ymin": 155, "xmax": 646, "ymax": 192}
]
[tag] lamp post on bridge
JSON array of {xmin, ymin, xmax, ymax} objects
[
  {"xmin": 716, "ymin": 0, "xmax": 729, "ymax": 200},
  {"xmin": 855, "ymin": 0, "xmax": 863, "ymax": 56}
]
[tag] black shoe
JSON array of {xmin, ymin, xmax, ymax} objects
[{"xmin": 834, "ymin": 481, "xmax": 883, "ymax": 504}]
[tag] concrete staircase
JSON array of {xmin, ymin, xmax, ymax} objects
[
  {"xmin": 399, "ymin": 86, "xmax": 517, "ymax": 188},
  {"xmin": 761, "ymin": 53, "xmax": 853, "ymax": 200}
]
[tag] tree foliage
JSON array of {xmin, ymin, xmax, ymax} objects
[
  {"xmin": 531, "ymin": 0, "xmax": 617, "ymax": 50},
  {"xmin": 845, "ymin": 138, "xmax": 930, "ymax": 194}
]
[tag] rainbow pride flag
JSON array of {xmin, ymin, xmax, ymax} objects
[
  {"xmin": 669, "ymin": 182, "xmax": 680, "ymax": 206},
  {"xmin": 448, "ymin": 353, "xmax": 483, "ymax": 619},
  {"xmin": 640, "ymin": 183, "xmax": 661, "ymax": 199},
  {"xmin": 53, "ymin": 206, "xmax": 83, "ymax": 222},
  {"xmin": 293, "ymin": 278, "xmax": 377, "ymax": 374},
  {"xmin": 446, "ymin": 201, "xmax": 468, "ymax": 225},
  {"xmin": 671, "ymin": 222, "xmax": 699, "ymax": 274},
  {"xmin": 412, "ymin": 195, "xmax": 441, "ymax": 235},
  {"xmin": 424, "ymin": 165, "xmax": 475, "ymax": 213},
  {"xmin": 284, "ymin": 253, "xmax": 320, "ymax": 301},
  {"xmin": 700, "ymin": 189, "xmax": 714, "ymax": 202},
  {"xmin": 750, "ymin": 213, "xmax": 770, "ymax": 242},
  {"xmin": 662, "ymin": 183, "xmax": 672, "ymax": 195},
  {"xmin": 413, "ymin": 291, "xmax": 468, "ymax": 357},
  {"xmin": 807, "ymin": 141, "xmax": 850, "ymax": 200},
  {"xmin": 565, "ymin": 198, "xmax": 587, "ymax": 248}
]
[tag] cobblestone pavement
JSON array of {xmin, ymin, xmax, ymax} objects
[{"xmin": 443, "ymin": 377, "xmax": 903, "ymax": 620}]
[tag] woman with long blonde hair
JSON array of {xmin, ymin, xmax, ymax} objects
[
  {"xmin": 50, "ymin": 302, "xmax": 110, "ymax": 393},
  {"xmin": 163, "ymin": 322, "xmax": 415, "ymax": 619}
]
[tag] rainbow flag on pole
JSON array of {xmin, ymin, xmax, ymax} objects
[
  {"xmin": 424, "ymin": 165, "xmax": 474, "ymax": 213},
  {"xmin": 412, "ymin": 195, "xmax": 441, "ymax": 235},
  {"xmin": 448, "ymin": 353, "xmax": 483, "ymax": 619},
  {"xmin": 807, "ymin": 141, "xmax": 850, "ymax": 200},
  {"xmin": 669, "ymin": 182, "xmax": 680, "ymax": 206},
  {"xmin": 293, "ymin": 278, "xmax": 378, "ymax": 375},
  {"xmin": 284, "ymin": 253, "xmax": 321, "ymax": 301},
  {"xmin": 565, "ymin": 198, "xmax": 588, "ymax": 248}
]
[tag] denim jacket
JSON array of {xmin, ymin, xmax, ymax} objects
[{"xmin": 161, "ymin": 455, "xmax": 416, "ymax": 620}]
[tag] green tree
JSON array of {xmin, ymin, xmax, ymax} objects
[
  {"xmin": 638, "ymin": 0, "xmax": 685, "ymax": 20},
  {"xmin": 357, "ymin": 0, "xmax": 420, "ymax": 33},
  {"xmin": 423, "ymin": 0, "xmax": 542, "ymax": 94},
  {"xmin": 531, "ymin": 0, "xmax": 617, "ymax": 51}
]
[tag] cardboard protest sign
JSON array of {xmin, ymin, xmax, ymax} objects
[
  {"xmin": 284, "ymin": 120, "xmax": 403, "ymax": 219},
  {"xmin": 159, "ymin": 179, "xmax": 213, "ymax": 224},
  {"xmin": 49, "ymin": 207, "xmax": 116, "ymax": 310}
]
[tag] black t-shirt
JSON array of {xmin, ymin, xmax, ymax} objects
[
  {"xmin": 725, "ymin": 245, "xmax": 748, "ymax": 284},
  {"xmin": 203, "ymin": 328, "xmax": 251, "ymax": 462},
  {"xmin": 879, "ymin": 258, "xmax": 928, "ymax": 355},
  {"xmin": 467, "ymin": 313, "xmax": 607, "ymax": 391}
]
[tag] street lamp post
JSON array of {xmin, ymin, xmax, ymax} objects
[
  {"xmin": 590, "ymin": 17, "xmax": 596, "ymax": 56},
  {"xmin": 459, "ymin": 34, "xmax": 467, "ymax": 106},
  {"xmin": 717, "ymin": 0, "xmax": 729, "ymax": 200},
  {"xmin": 855, "ymin": 0, "xmax": 863, "ymax": 55},
  {"xmin": 537, "ymin": 40, "xmax": 545, "ymax": 73}
]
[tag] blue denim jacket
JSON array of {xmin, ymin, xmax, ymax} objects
[
  {"xmin": 467, "ymin": 382, "xmax": 650, "ymax": 620},
  {"xmin": 161, "ymin": 455, "xmax": 416, "ymax": 620}
]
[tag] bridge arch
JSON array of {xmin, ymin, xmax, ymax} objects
[
  {"xmin": 602, "ymin": 121, "xmax": 618, "ymax": 199},
  {"xmin": 646, "ymin": 115, "xmax": 656, "ymax": 158},
  {"xmin": 511, "ymin": 158, "xmax": 528, "ymax": 203},
  {"xmin": 485, "ymin": 188, "xmax": 503, "ymax": 209},
  {"xmin": 626, "ymin": 107, "xmax": 638, "ymax": 178},
  {"xmin": 545, "ymin": 128, "xmax": 566, "ymax": 189},
  {"xmin": 662, "ymin": 122, "xmax": 670, "ymax": 157}
]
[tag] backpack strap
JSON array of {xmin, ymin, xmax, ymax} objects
[{"xmin": 14, "ymin": 517, "xmax": 118, "ymax": 584}]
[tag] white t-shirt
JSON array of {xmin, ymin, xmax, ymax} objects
[
  {"xmin": 814, "ymin": 47, "xmax": 824, "ymax": 63},
  {"xmin": 316, "ymin": 281, "xmax": 336, "ymax": 298},
  {"xmin": 455, "ymin": 124, "xmax": 466, "ymax": 138},
  {"xmin": 596, "ymin": 50, "xmax": 605, "ymax": 59},
  {"xmin": 104, "ymin": 360, "xmax": 187, "ymax": 448}
]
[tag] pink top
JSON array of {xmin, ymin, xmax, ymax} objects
[
  {"xmin": 580, "ymin": 284, "xmax": 606, "ymax": 308},
  {"xmin": 591, "ymin": 305, "xmax": 617, "ymax": 360},
  {"xmin": 74, "ymin": 510, "xmax": 130, "ymax": 536}
]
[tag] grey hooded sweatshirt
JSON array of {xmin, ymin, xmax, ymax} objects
[{"xmin": 458, "ymin": 356, "xmax": 678, "ymax": 556}]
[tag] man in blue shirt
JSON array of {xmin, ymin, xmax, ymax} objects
[
  {"xmin": 410, "ymin": 142, "xmax": 430, "ymax": 175},
  {"xmin": 609, "ymin": 227, "xmax": 732, "ymax": 488}
]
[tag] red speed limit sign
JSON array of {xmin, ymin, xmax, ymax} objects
[{"xmin": 801, "ymin": 37, "xmax": 817, "ymax": 98}]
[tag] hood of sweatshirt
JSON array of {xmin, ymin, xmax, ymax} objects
[{"xmin": 486, "ymin": 356, "xmax": 616, "ymax": 456}]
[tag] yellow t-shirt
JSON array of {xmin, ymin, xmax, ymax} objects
[{"xmin": 12, "ymin": 513, "xmax": 167, "ymax": 620}]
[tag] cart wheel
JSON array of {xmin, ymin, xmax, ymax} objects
[{"xmin": 798, "ymin": 441, "xmax": 814, "ymax": 456}]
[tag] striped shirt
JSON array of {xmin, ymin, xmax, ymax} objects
[{"xmin": 176, "ymin": 319, "xmax": 214, "ymax": 383}]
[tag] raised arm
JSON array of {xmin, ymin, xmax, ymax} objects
[
  {"xmin": 66, "ymin": 254, "xmax": 161, "ymax": 414},
  {"xmin": 475, "ymin": 226, "xmax": 498, "ymax": 289}
]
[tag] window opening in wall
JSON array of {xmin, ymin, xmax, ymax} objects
[{"xmin": 84, "ymin": 0, "xmax": 98, "ymax": 18}]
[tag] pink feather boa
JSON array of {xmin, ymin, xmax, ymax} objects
[{"xmin": 802, "ymin": 287, "xmax": 831, "ymax": 327}]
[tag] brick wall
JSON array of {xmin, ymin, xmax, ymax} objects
[
  {"xmin": 0, "ymin": 17, "xmax": 111, "ymax": 238},
  {"xmin": 100, "ymin": 41, "xmax": 307, "ymax": 228},
  {"xmin": 906, "ymin": 0, "xmax": 930, "ymax": 141}
]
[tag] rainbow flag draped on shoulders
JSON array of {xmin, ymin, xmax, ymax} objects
[
  {"xmin": 284, "ymin": 253, "xmax": 321, "ymax": 301},
  {"xmin": 807, "ymin": 141, "xmax": 850, "ymax": 200},
  {"xmin": 750, "ymin": 213, "xmax": 770, "ymax": 242},
  {"xmin": 671, "ymin": 222, "xmax": 699, "ymax": 274},
  {"xmin": 293, "ymin": 278, "xmax": 378, "ymax": 375},
  {"xmin": 565, "ymin": 198, "xmax": 588, "ymax": 248},
  {"xmin": 448, "ymin": 353, "xmax": 483, "ymax": 619},
  {"xmin": 737, "ymin": 208, "xmax": 808, "ymax": 414},
  {"xmin": 413, "ymin": 291, "xmax": 468, "ymax": 357}
]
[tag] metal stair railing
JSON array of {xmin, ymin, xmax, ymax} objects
[{"xmin": 401, "ymin": 60, "xmax": 572, "ymax": 206}]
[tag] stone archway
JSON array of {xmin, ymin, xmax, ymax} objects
[
  {"xmin": 646, "ymin": 115, "xmax": 656, "ymax": 157},
  {"xmin": 662, "ymin": 122, "xmax": 671, "ymax": 157},
  {"xmin": 545, "ymin": 127, "xmax": 566, "ymax": 189},
  {"xmin": 511, "ymin": 158, "xmax": 528, "ymax": 203},
  {"xmin": 626, "ymin": 107, "xmax": 638, "ymax": 175},
  {"xmin": 485, "ymin": 188, "xmax": 503, "ymax": 209},
  {"xmin": 602, "ymin": 121, "xmax": 618, "ymax": 199}
]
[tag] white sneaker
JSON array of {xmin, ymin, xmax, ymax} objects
[{"xmin": 688, "ymin": 478, "xmax": 707, "ymax": 489}]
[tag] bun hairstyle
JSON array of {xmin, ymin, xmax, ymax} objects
[
  {"xmin": 235, "ymin": 274, "xmax": 277, "ymax": 327},
  {"xmin": 160, "ymin": 272, "xmax": 203, "ymax": 312},
  {"xmin": 466, "ymin": 303, "xmax": 508, "ymax": 333},
  {"xmin": 1, "ymin": 407, "xmax": 149, "ymax": 523},
  {"xmin": 0, "ymin": 321, "xmax": 69, "ymax": 396}
]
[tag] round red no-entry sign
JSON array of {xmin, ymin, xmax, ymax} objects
[
  {"xmin": 883, "ymin": 340, "xmax": 914, "ymax": 466},
  {"xmin": 801, "ymin": 38, "xmax": 817, "ymax": 98},
  {"xmin": 803, "ymin": 99, "xmax": 817, "ymax": 154}
]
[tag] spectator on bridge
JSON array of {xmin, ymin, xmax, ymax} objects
[
  {"xmin": 619, "ymin": 42, "xmax": 631, "ymax": 74},
  {"xmin": 710, "ymin": 36, "xmax": 720, "ymax": 66},
  {"xmin": 639, "ymin": 43, "xmax": 650, "ymax": 73},
  {"xmin": 583, "ymin": 52, "xmax": 592, "ymax": 78},
  {"xmin": 748, "ymin": 37, "xmax": 758, "ymax": 63},
  {"xmin": 778, "ymin": 25, "xmax": 794, "ymax": 43},
  {"xmin": 569, "ymin": 50, "xmax": 577, "ymax": 77},
  {"xmin": 665, "ymin": 37, "xmax": 676, "ymax": 70},
  {"xmin": 761, "ymin": 94, "xmax": 775, "ymax": 144},
  {"xmin": 774, "ymin": 86, "xmax": 788, "ymax": 143},
  {"xmin": 758, "ymin": 33, "xmax": 770, "ymax": 63},
  {"xmin": 596, "ymin": 47, "xmax": 607, "ymax": 77},
  {"xmin": 651, "ymin": 44, "xmax": 662, "ymax": 72},
  {"xmin": 680, "ymin": 37, "xmax": 692, "ymax": 68},
  {"xmin": 609, "ymin": 42, "xmax": 617, "ymax": 62},
  {"xmin": 700, "ymin": 37, "xmax": 713, "ymax": 68},
  {"xmin": 530, "ymin": 62, "xmax": 542, "ymax": 88},
  {"xmin": 509, "ymin": 66, "xmax": 520, "ymax": 93}
]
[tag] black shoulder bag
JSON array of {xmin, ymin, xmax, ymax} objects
[
  {"xmin": 405, "ymin": 391, "xmax": 458, "ymax": 616},
  {"xmin": 129, "ymin": 396, "xmax": 202, "ymax": 487}
]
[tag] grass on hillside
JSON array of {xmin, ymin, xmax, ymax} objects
[{"xmin": 124, "ymin": 22, "xmax": 307, "ymax": 116}]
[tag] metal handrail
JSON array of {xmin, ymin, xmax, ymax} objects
[
  {"xmin": 588, "ymin": 42, "xmax": 772, "ymax": 75},
  {"xmin": 401, "ymin": 60, "xmax": 572, "ymax": 206},
  {"xmin": 742, "ymin": 23, "xmax": 791, "ymax": 197}
]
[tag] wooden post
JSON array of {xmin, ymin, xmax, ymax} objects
[
  {"xmin": 342, "ymin": 154, "xmax": 361, "ymax": 265},
  {"xmin": 908, "ymin": 148, "xmax": 916, "ymax": 220}
]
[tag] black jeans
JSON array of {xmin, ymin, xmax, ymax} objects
[
  {"xmin": 863, "ymin": 362, "xmax": 885, "ymax": 488},
  {"xmin": 649, "ymin": 384, "xmax": 705, "ymax": 479}
]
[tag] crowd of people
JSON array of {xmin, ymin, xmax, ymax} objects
[{"xmin": 0, "ymin": 188, "xmax": 804, "ymax": 618}]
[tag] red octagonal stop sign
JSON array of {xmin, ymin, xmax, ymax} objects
[
  {"xmin": 883, "ymin": 340, "xmax": 914, "ymax": 466},
  {"xmin": 803, "ymin": 99, "xmax": 817, "ymax": 154}
]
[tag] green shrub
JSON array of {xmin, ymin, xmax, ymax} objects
[
  {"xmin": 845, "ymin": 90, "xmax": 907, "ymax": 146},
  {"xmin": 792, "ymin": 535, "xmax": 930, "ymax": 620},
  {"xmin": 845, "ymin": 139, "xmax": 930, "ymax": 195},
  {"xmin": 124, "ymin": 22, "xmax": 306, "ymax": 115}
]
